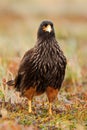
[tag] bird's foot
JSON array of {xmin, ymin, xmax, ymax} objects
[{"xmin": 49, "ymin": 103, "xmax": 52, "ymax": 115}]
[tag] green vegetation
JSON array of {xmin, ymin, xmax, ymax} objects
[{"xmin": 0, "ymin": 0, "xmax": 87, "ymax": 129}]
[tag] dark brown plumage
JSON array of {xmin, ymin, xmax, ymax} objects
[{"xmin": 7, "ymin": 20, "xmax": 67, "ymax": 114}]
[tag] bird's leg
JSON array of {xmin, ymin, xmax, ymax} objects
[
  {"xmin": 24, "ymin": 87, "xmax": 36, "ymax": 113},
  {"xmin": 49, "ymin": 102, "xmax": 52, "ymax": 115},
  {"xmin": 28, "ymin": 100, "xmax": 32, "ymax": 113},
  {"xmin": 46, "ymin": 86, "xmax": 58, "ymax": 115}
]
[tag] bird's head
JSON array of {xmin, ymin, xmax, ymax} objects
[{"xmin": 37, "ymin": 20, "xmax": 55, "ymax": 39}]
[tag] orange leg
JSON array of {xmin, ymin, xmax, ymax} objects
[
  {"xmin": 28, "ymin": 100, "xmax": 32, "ymax": 113},
  {"xmin": 24, "ymin": 87, "xmax": 36, "ymax": 113},
  {"xmin": 46, "ymin": 86, "xmax": 58, "ymax": 115}
]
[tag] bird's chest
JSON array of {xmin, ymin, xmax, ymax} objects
[
  {"xmin": 38, "ymin": 48, "xmax": 58, "ymax": 74},
  {"xmin": 33, "ymin": 42, "xmax": 62, "ymax": 77}
]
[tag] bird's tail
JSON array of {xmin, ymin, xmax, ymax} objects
[{"xmin": 6, "ymin": 80, "xmax": 15, "ymax": 86}]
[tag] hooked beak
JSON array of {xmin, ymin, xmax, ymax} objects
[{"xmin": 43, "ymin": 24, "xmax": 52, "ymax": 33}]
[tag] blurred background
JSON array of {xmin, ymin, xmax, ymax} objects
[{"xmin": 0, "ymin": 0, "xmax": 87, "ymax": 87}]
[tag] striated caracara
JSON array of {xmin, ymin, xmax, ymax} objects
[{"xmin": 7, "ymin": 20, "xmax": 67, "ymax": 115}]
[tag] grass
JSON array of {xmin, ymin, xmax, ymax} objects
[
  {"xmin": 0, "ymin": 1, "xmax": 87, "ymax": 129},
  {"xmin": 0, "ymin": 86, "xmax": 87, "ymax": 129}
]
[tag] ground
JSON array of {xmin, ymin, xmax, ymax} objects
[{"xmin": 0, "ymin": 0, "xmax": 87, "ymax": 129}]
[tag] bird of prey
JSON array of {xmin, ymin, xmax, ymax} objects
[{"xmin": 7, "ymin": 20, "xmax": 67, "ymax": 115}]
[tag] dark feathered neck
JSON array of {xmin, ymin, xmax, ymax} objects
[
  {"xmin": 35, "ymin": 37, "xmax": 61, "ymax": 56},
  {"xmin": 36, "ymin": 37, "xmax": 56, "ymax": 46}
]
